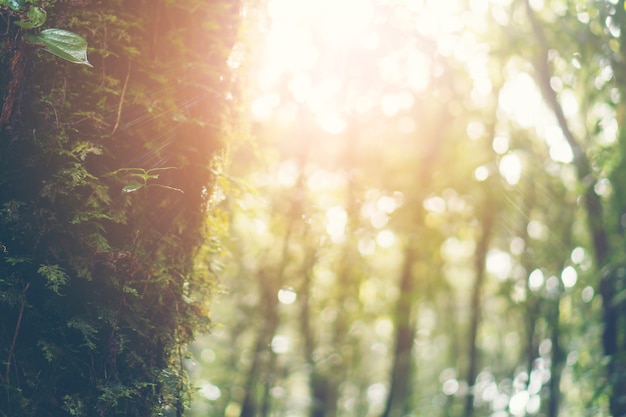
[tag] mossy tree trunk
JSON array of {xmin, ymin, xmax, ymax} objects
[{"xmin": 0, "ymin": 1, "xmax": 240, "ymax": 416}]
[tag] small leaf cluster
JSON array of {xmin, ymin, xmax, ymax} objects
[{"xmin": 0, "ymin": 0, "xmax": 91, "ymax": 66}]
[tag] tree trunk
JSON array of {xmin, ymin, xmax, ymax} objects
[
  {"xmin": 547, "ymin": 300, "xmax": 563, "ymax": 417},
  {"xmin": 463, "ymin": 207, "xmax": 493, "ymax": 417},
  {"xmin": 523, "ymin": 2, "xmax": 625, "ymax": 414},
  {"xmin": 240, "ymin": 298, "xmax": 279, "ymax": 417},
  {"xmin": 382, "ymin": 243, "xmax": 418, "ymax": 417}
]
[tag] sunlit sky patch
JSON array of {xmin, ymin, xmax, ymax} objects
[
  {"xmin": 256, "ymin": 0, "xmax": 491, "ymax": 135},
  {"xmin": 252, "ymin": 0, "xmax": 594, "ymax": 175},
  {"xmin": 486, "ymin": 249, "xmax": 513, "ymax": 280},
  {"xmin": 278, "ymin": 287, "xmax": 297, "ymax": 304}
]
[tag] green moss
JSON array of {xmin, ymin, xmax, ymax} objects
[{"xmin": 0, "ymin": 1, "xmax": 240, "ymax": 416}]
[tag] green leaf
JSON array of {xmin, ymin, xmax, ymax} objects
[
  {"xmin": 122, "ymin": 183, "xmax": 144, "ymax": 193},
  {"xmin": 25, "ymin": 29, "xmax": 92, "ymax": 67},
  {"xmin": 4, "ymin": 0, "xmax": 26, "ymax": 11},
  {"xmin": 67, "ymin": 318, "xmax": 98, "ymax": 350},
  {"xmin": 5, "ymin": 256, "xmax": 31, "ymax": 265},
  {"xmin": 14, "ymin": 6, "xmax": 47, "ymax": 28},
  {"xmin": 38, "ymin": 264, "xmax": 69, "ymax": 295}
]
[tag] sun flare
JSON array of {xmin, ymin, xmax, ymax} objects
[
  {"xmin": 251, "ymin": 0, "xmax": 583, "ymax": 168},
  {"xmin": 254, "ymin": 0, "xmax": 474, "ymax": 134}
]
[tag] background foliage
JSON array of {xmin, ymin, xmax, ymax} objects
[{"xmin": 186, "ymin": 1, "xmax": 626, "ymax": 417}]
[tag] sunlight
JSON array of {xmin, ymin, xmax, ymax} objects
[
  {"xmin": 307, "ymin": 169, "xmax": 347, "ymax": 192},
  {"xmin": 255, "ymin": 0, "xmax": 470, "ymax": 128},
  {"xmin": 498, "ymin": 153, "xmax": 522, "ymax": 185},
  {"xmin": 545, "ymin": 125, "xmax": 573, "ymax": 163},
  {"xmin": 499, "ymin": 72, "xmax": 547, "ymax": 129},
  {"xmin": 376, "ymin": 230, "xmax": 396, "ymax": 248},
  {"xmin": 271, "ymin": 335, "xmax": 291, "ymax": 353},
  {"xmin": 317, "ymin": 111, "xmax": 347, "ymax": 135},
  {"xmin": 415, "ymin": 0, "xmax": 464, "ymax": 36},
  {"xmin": 423, "ymin": 196, "xmax": 446, "ymax": 214},
  {"xmin": 486, "ymin": 249, "xmax": 513, "ymax": 280},
  {"xmin": 325, "ymin": 206, "xmax": 348, "ymax": 243},
  {"xmin": 442, "ymin": 378, "xmax": 459, "ymax": 395},
  {"xmin": 474, "ymin": 165, "xmax": 490, "ymax": 181},
  {"xmin": 561, "ymin": 266, "xmax": 578, "ymax": 289},
  {"xmin": 528, "ymin": 269, "xmax": 544, "ymax": 291},
  {"xmin": 278, "ymin": 287, "xmax": 297, "ymax": 304},
  {"xmin": 251, "ymin": 92, "xmax": 280, "ymax": 120},
  {"xmin": 317, "ymin": 0, "xmax": 374, "ymax": 44},
  {"xmin": 277, "ymin": 160, "xmax": 300, "ymax": 186},
  {"xmin": 581, "ymin": 286, "xmax": 594, "ymax": 303},
  {"xmin": 199, "ymin": 383, "xmax": 222, "ymax": 401},
  {"xmin": 570, "ymin": 247, "xmax": 585, "ymax": 264},
  {"xmin": 261, "ymin": 27, "xmax": 316, "ymax": 88},
  {"xmin": 358, "ymin": 237, "xmax": 377, "ymax": 255},
  {"xmin": 262, "ymin": 0, "xmax": 374, "ymax": 95},
  {"xmin": 366, "ymin": 383, "xmax": 387, "ymax": 406},
  {"xmin": 509, "ymin": 390, "xmax": 530, "ymax": 416},
  {"xmin": 377, "ymin": 195, "xmax": 399, "ymax": 213}
]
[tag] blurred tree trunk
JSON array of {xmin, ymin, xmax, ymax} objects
[
  {"xmin": 240, "ymin": 202, "xmax": 302, "ymax": 416},
  {"xmin": 240, "ymin": 269, "xmax": 280, "ymax": 417},
  {"xmin": 523, "ymin": 2, "xmax": 626, "ymax": 415},
  {"xmin": 298, "ymin": 232, "xmax": 334, "ymax": 417},
  {"xmin": 382, "ymin": 242, "xmax": 418, "ymax": 417},
  {"xmin": 463, "ymin": 99, "xmax": 499, "ymax": 417},
  {"xmin": 462, "ymin": 198, "xmax": 493, "ymax": 417},
  {"xmin": 300, "ymin": 247, "xmax": 325, "ymax": 417},
  {"xmin": 547, "ymin": 300, "xmax": 563, "ymax": 417},
  {"xmin": 441, "ymin": 290, "xmax": 461, "ymax": 417},
  {"xmin": 606, "ymin": 3, "xmax": 626, "ymax": 413},
  {"xmin": 519, "ymin": 181, "xmax": 538, "ymax": 389}
]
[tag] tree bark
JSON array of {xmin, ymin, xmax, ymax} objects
[
  {"xmin": 382, "ymin": 243, "xmax": 418, "ymax": 417},
  {"xmin": 463, "ymin": 206, "xmax": 493, "ymax": 417},
  {"xmin": 547, "ymin": 300, "xmax": 563, "ymax": 417},
  {"xmin": 239, "ymin": 286, "xmax": 279, "ymax": 417}
]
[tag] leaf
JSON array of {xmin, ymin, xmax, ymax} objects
[
  {"xmin": 25, "ymin": 29, "xmax": 92, "ymax": 67},
  {"xmin": 14, "ymin": 6, "xmax": 46, "ymax": 28},
  {"xmin": 5, "ymin": 256, "xmax": 31, "ymax": 265},
  {"xmin": 122, "ymin": 183, "xmax": 144, "ymax": 193},
  {"xmin": 3, "ymin": 0, "xmax": 26, "ymax": 11},
  {"xmin": 66, "ymin": 318, "xmax": 98, "ymax": 350},
  {"xmin": 38, "ymin": 264, "xmax": 69, "ymax": 295}
]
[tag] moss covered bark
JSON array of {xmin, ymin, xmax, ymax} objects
[{"xmin": 0, "ymin": 1, "xmax": 240, "ymax": 416}]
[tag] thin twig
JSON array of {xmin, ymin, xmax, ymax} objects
[
  {"xmin": 111, "ymin": 60, "xmax": 131, "ymax": 135},
  {"xmin": 5, "ymin": 282, "xmax": 30, "ymax": 384}
]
